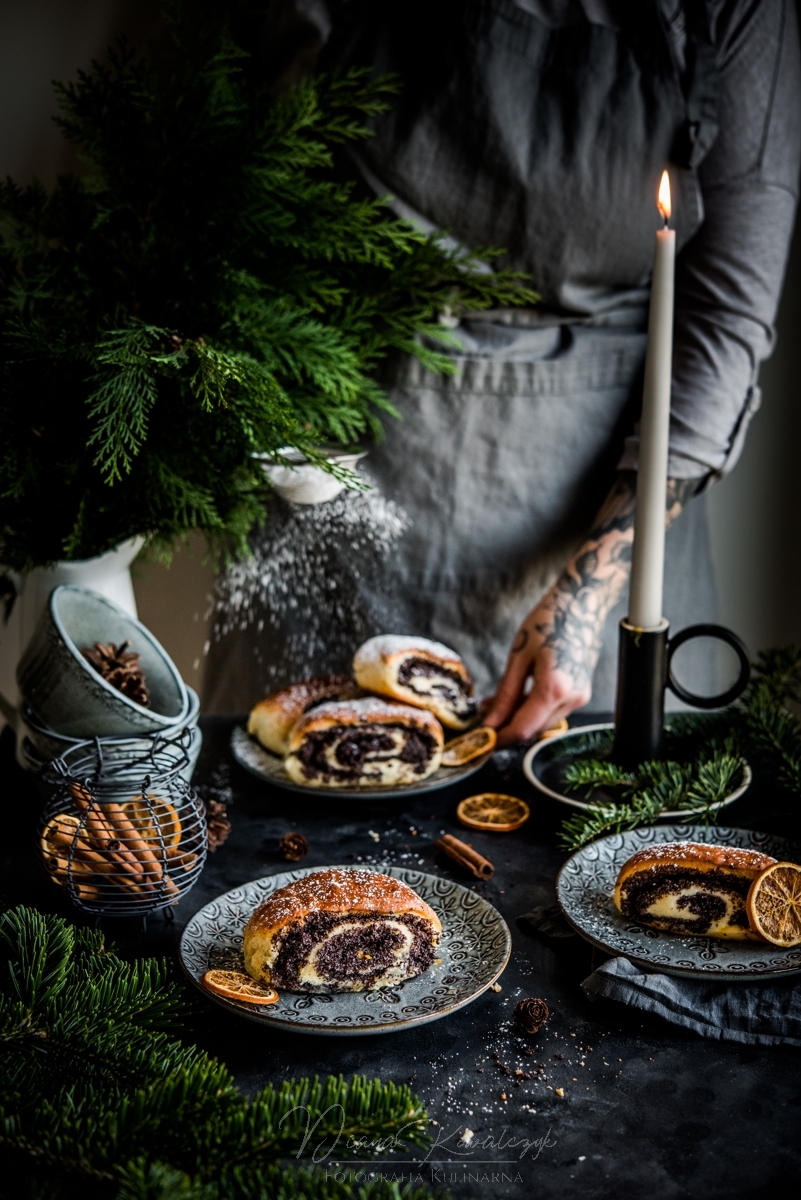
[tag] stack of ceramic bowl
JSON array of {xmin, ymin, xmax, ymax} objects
[{"xmin": 16, "ymin": 585, "xmax": 202, "ymax": 782}]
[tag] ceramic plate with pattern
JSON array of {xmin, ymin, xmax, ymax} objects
[
  {"xmin": 179, "ymin": 865, "xmax": 511, "ymax": 1034},
  {"xmin": 523, "ymin": 723, "xmax": 751, "ymax": 816},
  {"xmin": 230, "ymin": 725, "xmax": 492, "ymax": 799},
  {"xmin": 558, "ymin": 825, "xmax": 801, "ymax": 981}
]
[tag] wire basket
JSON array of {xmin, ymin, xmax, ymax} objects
[{"xmin": 38, "ymin": 732, "xmax": 207, "ymax": 918}]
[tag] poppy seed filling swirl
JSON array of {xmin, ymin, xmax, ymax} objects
[
  {"xmin": 397, "ymin": 657, "xmax": 477, "ymax": 721},
  {"xmin": 295, "ymin": 723, "xmax": 437, "ymax": 781},
  {"xmin": 268, "ymin": 911, "xmax": 438, "ymax": 990}
]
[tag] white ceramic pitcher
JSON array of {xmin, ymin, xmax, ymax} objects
[{"xmin": 0, "ymin": 536, "xmax": 144, "ymax": 727}]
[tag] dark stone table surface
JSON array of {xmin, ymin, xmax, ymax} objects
[{"xmin": 4, "ymin": 717, "xmax": 801, "ymax": 1200}]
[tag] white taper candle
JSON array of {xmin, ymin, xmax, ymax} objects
[{"xmin": 628, "ymin": 170, "xmax": 676, "ymax": 630}]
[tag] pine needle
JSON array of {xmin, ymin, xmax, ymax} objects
[
  {"xmin": 0, "ymin": 905, "xmax": 433, "ymax": 1200},
  {"xmin": 559, "ymin": 646, "xmax": 801, "ymax": 850}
]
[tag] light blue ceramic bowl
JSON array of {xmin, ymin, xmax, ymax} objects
[
  {"xmin": 20, "ymin": 687, "xmax": 201, "ymax": 768},
  {"xmin": 17, "ymin": 586, "xmax": 190, "ymax": 738},
  {"xmin": 19, "ymin": 721, "xmax": 203, "ymax": 786}
]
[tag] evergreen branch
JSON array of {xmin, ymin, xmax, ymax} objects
[
  {"xmin": 557, "ymin": 727, "xmax": 748, "ymax": 850},
  {"xmin": 85, "ymin": 326, "xmax": 167, "ymax": 483},
  {"xmin": 0, "ymin": 906, "xmax": 435, "ymax": 1200},
  {"xmin": 558, "ymin": 793, "xmax": 667, "ymax": 851},
  {"xmin": 558, "ymin": 642, "xmax": 801, "ymax": 850},
  {"xmin": 0, "ymin": 2, "xmax": 537, "ymax": 569}
]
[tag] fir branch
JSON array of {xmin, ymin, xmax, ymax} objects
[
  {"xmin": 0, "ymin": 906, "xmax": 435, "ymax": 1200},
  {"xmin": 557, "ymin": 644, "xmax": 801, "ymax": 851},
  {"xmin": 556, "ymin": 724, "xmax": 748, "ymax": 851},
  {"xmin": 562, "ymin": 758, "xmax": 638, "ymax": 795},
  {"xmin": 558, "ymin": 793, "xmax": 667, "ymax": 851}
]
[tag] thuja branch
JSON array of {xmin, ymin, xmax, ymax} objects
[{"xmin": 0, "ymin": 0, "xmax": 538, "ymax": 572}]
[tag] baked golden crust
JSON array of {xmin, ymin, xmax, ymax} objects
[
  {"xmin": 247, "ymin": 675, "xmax": 362, "ymax": 755},
  {"xmin": 245, "ymin": 868, "xmax": 442, "ymax": 938},
  {"xmin": 284, "ymin": 697, "xmax": 444, "ymax": 787},
  {"xmin": 286, "ymin": 696, "xmax": 443, "ymax": 747},
  {"xmin": 353, "ymin": 635, "xmax": 475, "ymax": 730},
  {"xmin": 616, "ymin": 842, "xmax": 776, "ymax": 887},
  {"xmin": 243, "ymin": 869, "xmax": 442, "ymax": 992},
  {"xmin": 614, "ymin": 842, "xmax": 777, "ymax": 942}
]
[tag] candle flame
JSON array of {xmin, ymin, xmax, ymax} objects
[{"xmin": 657, "ymin": 170, "xmax": 672, "ymax": 222}]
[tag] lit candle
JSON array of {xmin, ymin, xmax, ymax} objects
[{"xmin": 628, "ymin": 170, "xmax": 676, "ymax": 629}]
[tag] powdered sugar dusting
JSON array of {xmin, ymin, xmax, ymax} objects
[
  {"xmin": 254, "ymin": 676, "xmax": 360, "ymax": 720},
  {"xmin": 355, "ymin": 634, "xmax": 463, "ymax": 667},
  {"xmin": 246, "ymin": 868, "xmax": 440, "ymax": 931},
  {"xmin": 210, "ymin": 481, "xmax": 410, "ymax": 686},
  {"xmin": 623, "ymin": 841, "xmax": 777, "ymax": 872},
  {"xmin": 294, "ymin": 696, "xmax": 441, "ymax": 729}
]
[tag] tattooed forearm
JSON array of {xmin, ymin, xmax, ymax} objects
[
  {"xmin": 489, "ymin": 474, "xmax": 701, "ymax": 739},
  {"xmin": 522, "ymin": 473, "xmax": 696, "ymax": 690}
]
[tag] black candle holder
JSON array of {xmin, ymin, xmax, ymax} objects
[{"xmin": 612, "ymin": 619, "xmax": 751, "ymax": 767}]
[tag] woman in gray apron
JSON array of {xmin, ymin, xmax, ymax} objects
[{"xmin": 204, "ymin": 0, "xmax": 799, "ymax": 740}]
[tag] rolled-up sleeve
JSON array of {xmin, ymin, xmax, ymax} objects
[{"xmin": 621, "ymin": 0, "xmax": 801, "ymax": 481}]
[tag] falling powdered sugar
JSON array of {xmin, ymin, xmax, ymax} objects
[{"xmin": 210, "ymin": 482, "xmax": 410, "ymax": 688}]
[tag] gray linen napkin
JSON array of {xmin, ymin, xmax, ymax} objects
[{"xmin": 582, "ymin": 956, "xmax": 801, "ymax": 1047}]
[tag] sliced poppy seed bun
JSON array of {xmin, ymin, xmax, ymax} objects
[
  {"xmin": 247, "ymin": 675, "xmax": 364, "ymax": 756},
  {"xmin": 243, "ymin": 868, "xmax": 441, "ymax": 992},
  {"xmin": 284, "ymin": 697, "xmax": 443, "ymax": 788},
  {"xmin": 353, "ymin": 635, "xmax": 476, "ymax": 730},
  {"xmin": 614, "ymin": 842, "xmax": 776, "ymax": 941}
]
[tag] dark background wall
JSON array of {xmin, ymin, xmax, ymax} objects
[{"xmin": 1, "ymin": 0, "xmax": 799, "ymax": 696}]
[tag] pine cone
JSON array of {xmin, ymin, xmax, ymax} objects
[
  {"xmin": 82, "ymin": 641, "xmax": 150, "ymax": 707},
  {"xmin": 514, "ymin": 997, "xmax": 549, "ymax": 1034},
  {"xmin": 279, "ymin": 832, "xmax": 309, "ymax": 861},
  {"xmin": 205, "ymin": 799, "xmax": 231, "ymax": 851}
]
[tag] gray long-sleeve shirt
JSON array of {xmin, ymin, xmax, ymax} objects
[
  {"xmin": 270, "ymin": 0, "xmax": 801, "ymax": 482},
  {"xmin": 624, "ymin": 0, "xmax": 801, "ymax": 479}
]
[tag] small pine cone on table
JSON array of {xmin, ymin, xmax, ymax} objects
[
  {"xmin": 279, "ymin": 832, "xmax": 309, "ymax": 861},
  {"xmin": 205, "ymin": 799, "xmax": 231, "ymax": 851},
  {"xmin": 514, "ymin": 997, "xmax": 549, "ymax": 1034}
]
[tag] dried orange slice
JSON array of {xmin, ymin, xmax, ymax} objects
[
  {"xmin": 456, "ymin": 793, "xmax": 530, "ymax": 833},
  {"xmin": 40, "ymin": 812, "xmax": 80, "ymax": 855},
  {"xmin": 442, "ymin": 726, "xmax": 497, "ymax": 767},
  {"xmin": 121, "ymin": 795, "xmax": 182, "ymax": 848},
  {"xmin": 538, "ymin": 718, "xmax": 569, "ymax": 740},
  {"xmin": 746, "ymin": 862, "xmax": 801, "ymax": 947},
  {"xmin": 201, "ymin": 970, "xmax": 279, "ymax": 1005}
]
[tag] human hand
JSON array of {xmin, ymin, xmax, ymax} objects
[
  {"xmin": 483, "ymin": 589, "xmax": 596, "ymax": 747},
  {"xmin": 483, "ymin": 472, "xmax": 642, "ymax": 746},
  {"xmin": 481, "ymin": 473, "xmax": 698, "ymax": 746}
]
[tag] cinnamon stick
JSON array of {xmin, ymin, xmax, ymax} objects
[
  {"xmin": 70, "ymin": 881, "xmax": 103, "ymax": 903},
  {"xmin": 165, "ymin": 847, "xmax": 198, "ymax": 872},
  {"xmin": 67, "ymin": 784, "xmax": 145, "ymax": 874},
  {"xmin": 63, "ymin": 785, "xmax": 183, "ymax": 901},
  {"xmin": 102, "ymin": 800, "xmax": 167, "ymax": 873},
  {"xmin": 47, "ymin": 825, "xmax": 147, "ymax": 887},
  {"xmin": 435, "ymin": 834, "xmax": 494, "ymax": 879},
  {"xmin": 45, "ymin": 853, "xmax": 93, "ymax": 879}
]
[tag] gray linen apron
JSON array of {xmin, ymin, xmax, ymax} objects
[{"xmin": 204, "ymin": 0, "xmax": 719, "ymax": 713}]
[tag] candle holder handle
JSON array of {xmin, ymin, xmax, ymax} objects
[
  {"xmin": 665, "ymin": 623, "xmax": 751, "ymax": 709},
  {"xmin": 612, "ymin": 620, "xmax": 750, "ymax": 768}
]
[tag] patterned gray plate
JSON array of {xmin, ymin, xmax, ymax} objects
[
  {"xmin": 557, "ymin": 825, "xmax": 801, "ymax": 981},
  {"xmin": 179, "ymin": 864, "xmax": 511, "ymax": 1034},
  {"xmin": 523, "ymin": 723, "xmax": 751, "ymax": 816},
  {"xmin": 230, "ymin": 725, "xmax": 492, "ymax": 800}
]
